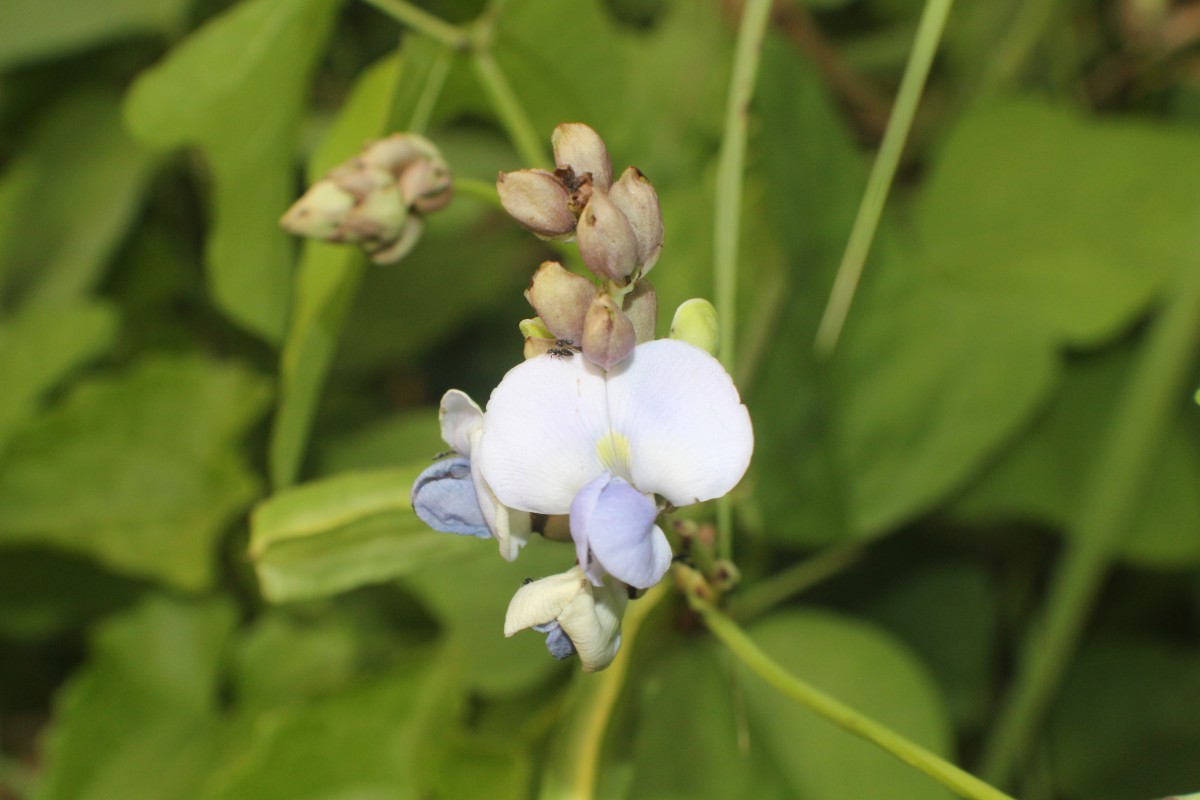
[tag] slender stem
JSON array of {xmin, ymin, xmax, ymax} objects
[
  {"xmin": 407, "ymin": 44, "xmax": 454, "ymax": 133},
  {"xmin": 732, "ymin": 540, "xmax": 866, "ymax": 622},
  {"xmin": 813, "ymin": 0, "xmax": 954, "ymax": 358},
  {"xmin": 713, "ymin": 0, "xmax": 773, "ymax": 564},
  {"xmin": 471, "ymin": 49, "xmax": 550, "ymax": 169},
  {"xmin": 538, "ymin": 582, "xmax": 669, "ymax": 800},
  {"xmin": 978, "ymin": 255, "xmax": 1200, "ymax": 785},
  {"xmin": 452, "ymin": 176, "xmax": 503, "ymax": 209},
  {"xmin": 685, "ymin": 579, "xmax": 1016, "ymax": 800},
  {"xmin": 361, "ymin": 0, "xmax": 470, "ymax": 50},
  {"xmin": 979, "ymin": 0, "xmax": 1059, "ymax": 93}
]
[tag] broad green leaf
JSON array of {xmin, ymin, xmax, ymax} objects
[
  {"xmin": 0, "ymin": 355, "xmax": 271, "ymax": 589},
  {"xmin": 742, "ymin": 610, "xmax": 955, "ymax": 800},
  {"xmin": 0, "ymin": 301, "xmax": 116, "ymax": 457},
  {"xmin": 269, "ymin": 51, "xmax": 402, "ymax": 488},
  {"xmin": 1049, "ymin": 637, "xmax": 1200, "ymax": 800},
  {"xmin": 0, "ymin": 91, "xmax": 154, "ymax": 306},
  {"xmin": 952, "ymin": 343, "xmax": 1200, "ymax": 567},
  {"xmin": 832, "ymin": 259, "xmax": 1058, "ymax": 536},
  {"xmin": 629, "ymin": 640, "xmax": 793, "ymax": 799},
  {"xmin": 123, "ymin": 0, "xmax": 342, "ymax": 341},
  {"xmin": 0, "ymin": 550, "xmax": 141, "ymax": 641},
  {"xmin": 316, "ymin": 408, "xmax": 443, "ymax": 475},
  {"xmin": 915, "ymin": 98, "xmax": 1200, "ymax": 345},
  {"xmin": 33, "ymin": 595, "xmax": 237, "ymax": 800},
  {"xmin": 854, "ymin": 560, "xmax": 1000, "ymax": 729},
  {"xmin": 250, "ymin": 466, "xmax": 481, "ymax": 603},
  {"xmin": 196, "ymin": 646, "xmax": 460, "ymax": 800},
  {"xmin": 0, "ymin": 0, "xmax": 190, "ymax": 71}
]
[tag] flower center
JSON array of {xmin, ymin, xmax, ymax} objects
[{"xmin": 595, "ymin": 431, "xmax": 631, "ymax": 479}]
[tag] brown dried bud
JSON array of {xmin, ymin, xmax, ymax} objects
[
  {"xmin": 576, "ymin": 189, "xmax": 639, "ymax": 284},
  {"xmin": 609, "ymin": 167, "xmax": 663, "ymax": 274},
  {"xmin": 552, "ymin": 123, "xmax": 612, "ymax": 191},
  {"xmin": 622, "ymin": 279, "xmax": 658, "ymax": 343},
  {"xmin": 524, "ymin": 261, "xmax": 596, "ymax": 344},
  {"xmin": 582, "ymin": 293, "xmax": 636, "ymax": 369},
  {"xmin": 497, "ymin": 169, "xmax": 576, "ymax": 239},
  {"xmin": 399, "ymin": 158, "xmax": 453, "ymax": 214},
  {"xmin": 359, "ymin": 133, "xmax": 440, "ymax": 174}
]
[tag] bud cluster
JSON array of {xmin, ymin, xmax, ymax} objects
[
  {"xmin": 280, "ymin": 133, "xmax": 452, "ymax": 264},
  {"xmin": 498, "ymin": 124, "xmax": 666, "ymax": 369}
]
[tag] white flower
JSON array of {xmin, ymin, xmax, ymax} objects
[
  {"xmin": 504, "ymin": 566, "xmax": 628, "ymax": 672},
  {"xmin": 411, "ymin": 390, "xmax": 531, "ymax": 561},
  {"xmin": 478, "ymin": 339, "xmax": 753, "ymax": 588}
]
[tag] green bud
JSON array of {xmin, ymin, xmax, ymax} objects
[
  {"xmin": 400, "ymin": 158, "xmax": 453, "ymax": 214},
  {"xmin": 279, "ymin": 179, "xmax": 356, "ymax": 239},
  {"xmin": 669, "ymin": 298, "xmax": 719, "ymax": 356},
  {"xmin": 519, "ymin": 317, "xmax": 555, "ymax": 340},
  {"xmin": 367, "ymin": 216, "xmax": 423, "ymax": 265}
]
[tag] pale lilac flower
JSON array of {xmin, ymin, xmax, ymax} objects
[
  {"xmin": 410, "ymin": 390, "xmax": 530, "ymax": 561},
  {"xmin": 478, "ymin": 339, "xmax": 753, "ymax": 589}
]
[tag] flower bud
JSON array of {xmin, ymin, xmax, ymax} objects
[
  {"xmin": 368, "ymin": 216, "xmax": 424, "ymax": 265},
  {"xmin": 577, "ymin": 189, "xmax": 639, "ymax": 284},
  {"xmin": 279, "ymin": 179, "xmax": 356, "ymax": 239},
  {"xmin": 609, "ymin": 167, "xmax": 663, "ymax": 274},
  {"xmin": 552, "ymin": 123, "xmax": 612, "ymax": 191},
  {"xmin": 399, "ymin": 158, "xmax": 453, "ymax": 214},
  {"xmin": 360, "ymin": 133, "xmax": 440, "ymax": 173},
  {"xmin": 496, "ymin": 169, "xmax": 576, "ymax": 239},
  {"xmin": 583, "ymin": 293, "xmax": 636, "ymax": 369},
  {"xmin": 669, "ymin": 298, "xmax": 719, "ymax": 356},
  {"xmin": 525, "ymin": 261, "xmax": 596, "ymax": 344},
  {"xmin": 622, "ymin": 279, "xmax": 658, "ymax": 343},
  {"xmin": 518, "ymin": 317, "xmax": 555, "ymax": 340}
]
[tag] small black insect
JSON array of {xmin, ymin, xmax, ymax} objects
[
  {"xmin": 554, "ymin": 338, "xmax": 580, "ymax": 350},
  {"xmin": 547, "ymin": 347, "xmax": 575, "ymax": 359}
]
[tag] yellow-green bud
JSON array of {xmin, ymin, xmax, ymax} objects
[{"xmin": 669, "ymin": 298, "xmax": 719, "ymax": 356}]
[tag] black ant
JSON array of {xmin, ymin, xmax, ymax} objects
[{"xmin": 546, "ymin": 338, "xmax": 580, "ymax": 359}]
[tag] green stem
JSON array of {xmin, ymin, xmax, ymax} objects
[
  {"xmin": 453, "ymin": 176, "xmax": 503, "ymax": 209},
  {"xmin": 979, "ymin": 255, "xmax": 1200, "ymax": 785},
  {"xmin": 686, "ymin": 580, "xmax": 1016, "ymax": 800},
  {"xmin": 471, "ymin": 49, "xmax": 550, "ymax": 169},
  {"xmin": 407, "ymin": 44, "xmax": 454, "ymax": 133},
  {"xmin": 538, "ymin": 582, "xmax": 669, "ymax": 800},
  {"xmin": 813, "ymin": 0, "xmax": 954, "ymax": 358},
  {"xmin": 733, "ymin": 540, "xmax": 866, "ymax": 622},
  {"xmin": 361, "ymin": 0, "xmax": 470, "ymax": 50},
  {"xmin": 713, "ymin": 0, "xmax": 773, "ymax": 563},
  {"xmin": 978, "ymin": 0, "xmax": 1059, "ymax": 93}
]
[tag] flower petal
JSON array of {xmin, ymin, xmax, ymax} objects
[
  {"xmin": 468, "ymin": 429, "xmax": 530, "ymax": 561},
  {"xmin": 572, "ymin": 475, "xmax": 669, "ymax": 589},
  {"xmin": 568, "ymin": 473, "xmax": 607, "ymax": 580},
  {"xmin": 479, "ymin": 354, "xmax": 610, "ymax": 513},
  {"xmin": 504, "ymin": 567, "xmax": 588, "ymax": 636},
  {"xmin": 439, "ymin": 389, "xmax": 483, "ymax": 455},
  {"xmin": 410, "ymin": 457, "xmax": 491, "ymax": 538},
  {"xmin": 557, "ymin": 575, "xmax": 627, "ymax": 672},
  {"xmin": 607, "ymin": 339, "xmax": 753, "ymax": 506}
]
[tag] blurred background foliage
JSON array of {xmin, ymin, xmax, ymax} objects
[{"xmin": 1, "ymin": 0, "xmax": 1199, "ymax": 798}]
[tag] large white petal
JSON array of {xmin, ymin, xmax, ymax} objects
[
  {"xmin": 606, "ymin": 339, "xmax": 753, "ymax": 506},
  {"xmin": 479, "ymin": 354, "xmax": 611, "ymax": 514},
  {"xmin": 468, "ymin": 429, "xmax": 530, "ymax": 561},
  {"xmin": 439, "ymin": 389, "xmax": 483, "ymax": 455}
]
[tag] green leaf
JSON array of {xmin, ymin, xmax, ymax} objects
[
  {"xmin": 0, "ymin": 0, "xmax": 191, "ymax": 70},
  {"xmin": 196, "ymin": 646, "xmax": 460, "ymax": 800},
  {"xmin": 0, "ymin": 550, "xmax": 141, "ymax": 641},
  {"xmin": 251, "ymin": 466, "xmax": 485, "ymax": 603},
  {"xmin": 0, "ymin": 91, "xmax": 154, "ymax": 306},
  {"xmin": 630, "ymin": 640, "xmax": 793, "ymax": 799},
  {"xmin": 742, "ymin": 610, "xmax": 955, "ymax": 800},
  {"xmin": 914, "ymin": 98, "xmax": 1200, "ymax": 346},
  {"xmin": 33, "ymin": 595, "xmax": 237, "ymax": 800},
  {"xmin": 1048, "ymin": 636, "xmax": 1200, "ymax": 800},
  {"xmin": 123, "ymin": 0, "xmax": 342, "ymax": 341},
  {"xmin": 0, "ymin": 301, "xmax": 117, "ymax": 457},
  {"xmin": 952, "ymin": 343, "xmax": 1200, "ymax": 568},
  {"xmin": 316, "ymin": 408, "xmax": 443, "ymax": 475},
  {"xmin": 0, "ymin": 354, "xmax": 271, "ymax": 590}
]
